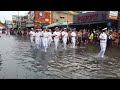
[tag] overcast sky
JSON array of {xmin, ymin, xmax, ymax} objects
[{"xmin": 0, "ymin": 11, "xmax": 29, "ymax": 23}]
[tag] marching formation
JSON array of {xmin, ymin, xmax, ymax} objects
[
  {"xmin": 29, "ymin": 27, "xmax": 108, "ymax": 59},
  {"xmin": 29, "ymin": 27, "xmax": 76, "ymax": 52}
]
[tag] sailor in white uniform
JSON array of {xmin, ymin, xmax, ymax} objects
[
  {"xmin": 34, "ymin": 29, "xmax": 41, "ymax": 49},
  {"xmin": 48, "ymin": 29, "xmax": 53, "ymax": 46},
  {"xmin": 53, "ymin": 27, "xmax": 61, "ymax": 50},
  {"xmin": 38, "ymin": 29, "xmax": 43, "ymax": 47},
  {"xmin": 71, "ymin": 29, "xmax": 76, "ymax": 48},
  {"xmin": 42, "ymin": 28, "xmax": 49, "ymax": 52},
  {"xmin": 29, "ymin": 28, "xmax": 35, "ymax": 47},
  {"xmin": 97, "ymin": 28, "xmax": 107, "ymax": 58},
  {"xmin": 62, "ymin": 28, "xmax": 68, "ymax": 49}
]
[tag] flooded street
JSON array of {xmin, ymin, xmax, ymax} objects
[{"xmin": 0, "ymin": 34, "xmax": 120, "ymax": 79}]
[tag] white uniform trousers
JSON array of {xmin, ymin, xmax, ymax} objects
[
  {"xmin": 54, "ymin": 38, "xmax": 59, "ymax": 50},
  {"xmin": 71, "ymin": 37, "xmax": 76, "ymax": 48},
  {"xmin": 30, "ymin": 36, "xmax": 35, "ymax": 47},
  {"xmin": 97, "ymin": 42, "xmax": 107, "ymax": 58},
  {"xmin": 42, "ymin": 38, "xmax": 48, "ymax": 52},
  {"xmin": 62, "ymin": 38, "xmax": 67, "ymax": 49},
  {"xmin": 48, "ymin": 37, "xmax": 52, "ymax": 46},
  {"xmin": 39, "ymin": 37, "xmax": 43, "ymax": 47},
  {"xmin": 35, "ymin": 37, "xmax": 40, "ymax": 49}
]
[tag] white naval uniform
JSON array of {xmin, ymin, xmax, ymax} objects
[
  {"xmin": 29, "ymin": 31, "xmax": 35, "ymax": 47},
  {"xmin": 48, "ymin": 32, "xmax": 53, "ymax": 46},
  {"xmin": 38, "ymin": 31, "xmax": 43, "ymax": 47},
  {"xmin": 62, "ymin": 31, "xmax": 68, "ymax": 49},
  {"xmin": 42, "ymin": 31, "xmax": 49, "ymax": 52},
  {"xmin": 53, "ymin": 31, "xmax": 61, "ymax": 50},
  {"xmin": 71, "ymin": 31, "xmax": 76, "ymax": 48},
  {"xmin": 97, "ymin": 32, "xmax": 107, "ymax": 58},
  {"xmin": 34, "ymin": 32, "xmax": 40, "ymax": 49}
]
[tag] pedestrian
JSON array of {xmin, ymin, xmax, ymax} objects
[
  {"xmin": 42, "ymin": 28, "xmax": 49, "ymax": 52},
  {"xmin": 53, "ymin": 27, "xmax": 61, "ymax": 50},
  {"xmin": 108, "ymin": 31, "xmax": 112, "ymax": 47},
  {"xmin": 97, "ymin": 28, "xmax": 107, "ymax": 58},
  {"xmin": 77, "ymin": 30, "xmax": 82, "ymax": 46},
  {"xmin": 82, "ymin": 29, "xmax": 88, "ymax": 45},
  {"xmin": 29, "ymin": 28, "xmax": 35, "ymax": 47},
  {"xmin": 89, "ymin": 31, "xmax": 94, "ymax": 44},
  {"xmin": 34, "ymin": 29, "xmax": 41, "ymax": 49},
  {"xmin": 47, "ymin": 29, "xmax": 53, "ymax": 46},
  {"xmin": 67, "ymin": 30, "xmax": 72, "ymax": 45},
  {"xmin": 111, "ymin": 29, "xmax": 117, "ymax": 46},
  {"xmin": 38, "ymin": 29, "xmax": 43, "ymax": 47},
  {"xmin": 71, "ymin": 28, "xmax": 77, "ymax": 48},
  {"xmin": 62, "ymin": 28, "xmax": 68, "ymax": 49}
]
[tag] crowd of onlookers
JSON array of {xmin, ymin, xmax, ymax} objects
[
  {"xmin": 55, "ymin": 28, "xmax": 120, "ymax": 48},
  {"xmin": 71, "ymin": 28, "xmax": 120, "ymax": 48}
]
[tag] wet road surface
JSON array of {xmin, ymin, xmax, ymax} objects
[{"xmin": 0, "ymin": 34, "xmax": 120, "ymax": 79}]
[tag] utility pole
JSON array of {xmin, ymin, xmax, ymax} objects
[
  {"xmin": 3, "ymin": 17, "xmax": 7, "ymax": 31},
  {"xmin": 67, "ymin": 11, "xmax": 69, "ymax": 29},
  {"xmin": 18, "ymin": 11, "xmax": 19, "ymax": 30}
]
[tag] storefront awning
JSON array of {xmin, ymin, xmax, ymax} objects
[
  {"xmin": 69, "ymin": 21, "xmax": 108, "ymax": 26},
  {"xmin": 46, "ymin": 21, "xmax": 68, "ymax": 28}
]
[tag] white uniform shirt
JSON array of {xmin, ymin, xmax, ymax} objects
[
  {"xmin": 53, "ymin": 31, "xmax": 61, "ymax": 39},
  {"xmin": 42, "ymin": 31, "xmax": 49, "ymax": 38},
  {"xmin": 99, "ymin": 32, "xmax": 107, "ymax": 43},
  {"xmin": 38, "ymin": 31, "xmax": 43, "ymax": 37},
  {"xmin": 48, "ymin": 32, "xmax": 53, "ymax": 38},
  {"xmin": 71, "ymin": 31, "xmax": 76, "ymax": 38},
  {"xmin": 35, "ymin": 32, "xmax": 40, "ymax": 38},
  {"xmin": 29, "ymin": 31, "xmax": 35, "ymax": 37},
  {"xmin": 62, "ymin": 31, "xmax": 68, "ymax": 38}
]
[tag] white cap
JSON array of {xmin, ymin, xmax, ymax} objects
[
  {"xmin": 64, "ymin": 28, "xmax": 67, "ymax": 30},
  {"xmin": 49, "ymin": 29, "xmax": 51, "ymax": 31},
  {"xmin": 102, "ymin": 27, "xmax": 107, "ymax": 30},
  {"xmin": 55, "ymin": 27, "xmax": 59, "ymax": 29}
]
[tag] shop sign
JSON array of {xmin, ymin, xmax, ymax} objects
[{"xmin": 73, "ymin": 11, "xmax": 109, "ymax": 23}]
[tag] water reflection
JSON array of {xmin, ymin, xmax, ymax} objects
[{"xmin": 0, "ymin": 34, "xmax": 120, "ymax": 79}]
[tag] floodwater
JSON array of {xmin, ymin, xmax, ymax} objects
[{"xmin": 0, "ymin": 34, "xmax": 120, "ymax": 79}]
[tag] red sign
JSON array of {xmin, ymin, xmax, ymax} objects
[{"xmin": 77, "ymin": 12, "xmax": 107, "ymax": 21}]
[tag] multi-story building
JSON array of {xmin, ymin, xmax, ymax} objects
[
  {"xmin": 5, "ymin": 20, "xmax": 13, "ymax": 29},
  {"xmin": 26, "ymin": 11, "xmax": 79, "ymax": 29},
  {"xmin": 26, "ymin": 11, "xmax": 54, "ymax": 28},
  {"xmin": 70, "ymin": 11, "xmax": 119, "ymax": 30},
  {"xmin": 53, "ymin": 11, "xmax": 79, "ymax": 24},
  {"xmin": 12, "ymin": 15, "xmax": 22, "ymax": 29}
]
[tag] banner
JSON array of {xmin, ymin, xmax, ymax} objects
[
  {"xmin": 109, "ymin": 11, "xmax": 118, "ymax": 20},
  {"xmin": 28, "ymin": 11, "xmax": 34, "ymax": 20},
  {"xmin": 38, "ymin": 11, "xmax": 44, "ymax": 19}
]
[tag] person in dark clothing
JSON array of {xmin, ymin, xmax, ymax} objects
[
  {"xmin": 77, "ymin": 30, "xmax": 82, "ymax": 46},
  {"xmin": 67, "ymin": 30, "xmax": 72, "ymax": 45}
]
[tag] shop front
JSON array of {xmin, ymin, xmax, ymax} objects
[{"xmin": 69, "ymin": 11, "xmax": 119, "ymax": 30}]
